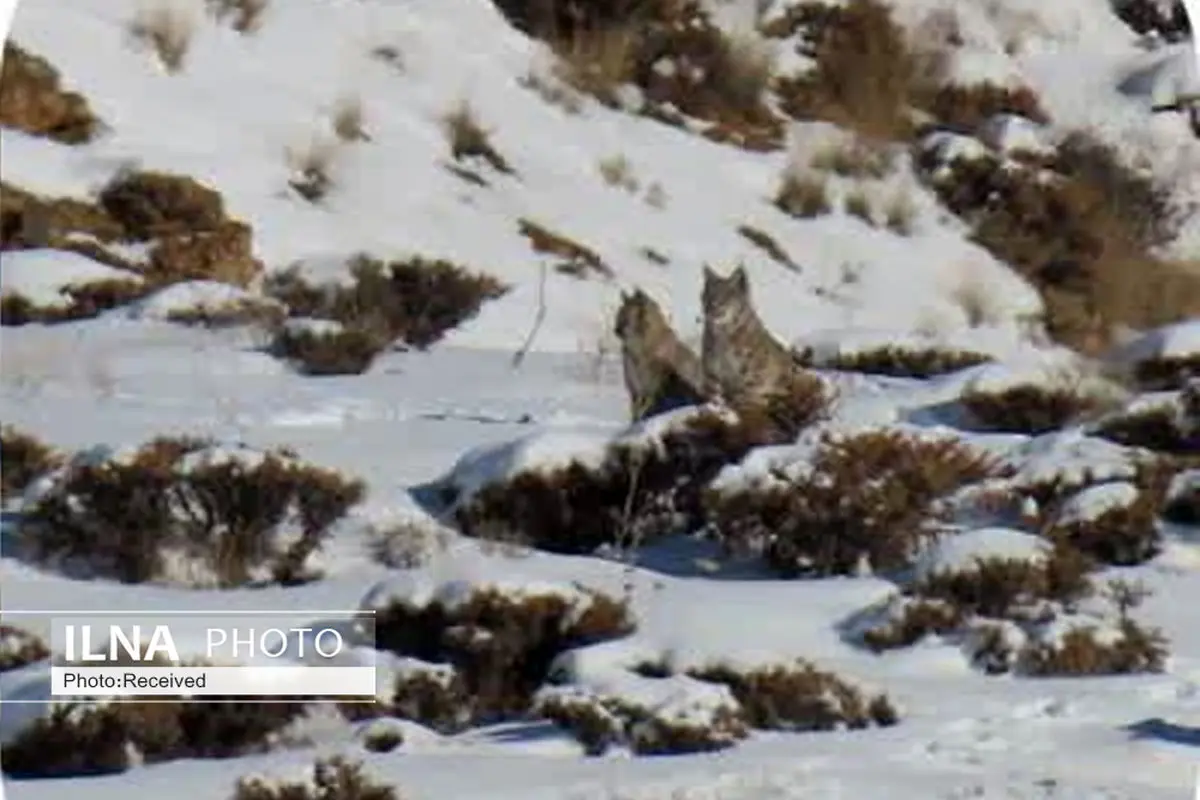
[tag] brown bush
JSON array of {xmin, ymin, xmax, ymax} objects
[
  {"xmin": 269, "ymin": 322, "xmax": 388, "ymax": 377},
  {"xmin": 689, "ymin": 661, "xmax": 898, "ymax": 731},
  {"xmin": 775, "ymin": 0, "xmax": 935, "ymax": 142},
  {"xmin": 0, "ymin": 42, "xmax": 100, "ymax": 144},
  {"xmin": 1094, "ymin": 387, "xmax": 1198, "ymax": 455},
  {"xmin": 919, "ymin": 134, "xmax": 1198, "ymax": 352},
  {"xmin": 232, "ymin": 756, "xmax": 400, "ymax": 800},
  {"xmin": 518, "ymin": 218, "xmax": 611, "ymax": 279},
  {"xmin": 16, "ymin": 436, "xmax": 366, "ymax": 587},
  {"xmin": 0, "ymin": 182, "xmax": 124, "ymax": 252},
  {"xmin": 1047, "ymin": 483, "xmax": 1162, "ymax": 566},
  {"xmin": 163, "ymin": 294, "xmax": 286, "ymax": 329},
  {"xmin": 774, "ymin": 170, "xmax": 832, "ymax": 218},
  {"xmin": 808, "ymin": 345, "xmax": 992, "ymax": 378},
  {"xmin": 456, "ymin": 407, "xmax": 765, "ymax": 554},
  {"xmin": 0, "ymin": 625, "xmax": 50, "ymax": 671},
  {"xmin": 146, "ymin": 222, "xmax": 261, "ymax": 287},
  {"xmin": 1020, "ymin": 620, "xmax": 1168, "ymax": 676},
  {"xmin": 265, "ymin": 255, "xmax": 507, "ymax": 350},
  {"xmin": 1, "ymin": 698, "xmax": 307, "ymax": 778},
  {"xmin": 921, "ymin": 82, "xmax": 1048, "ymax": 133},
  {"xmin": 736, "ymin": 224, "xmax": 798, "ymax": 271},
  {"xmin": 706, "ymin": 429, "xmax": 1003, "ymax": 577},
  {"xmin": 537, "ymin": 685, "xmax": 748, "ymax": 756},
  {"xmin": 1, "ymin": 276, "xmax": 149, "ymax": 326},
  {"xmin": 207, "ymin": 0, "xmax": 271, "ymax": 35},
  {"xmin": 961, "ymin": 383, "xmax": 1108, "ymax": 434},
  {"xmin": 99, "ymin": 170, "xmax": 225, "ymax": 239},
  {"xmin": 443, "ymin": 100, "xmax": 513, "ymax": 175},
  {"xmin": 372, "ymin": 585, "xmax": 634, "ymax": 726},
  {"xmin": 1, "ymin": 425, "xmax": 62, "ymax": 500}
]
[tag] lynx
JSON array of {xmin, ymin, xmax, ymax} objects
[
  {"xmin": 701, "ymin": 265, "xmax": 830, "ymax": 440},
  {"xmin": 614, "ymin": 289, "xmax": 708, "ymax": 421}
]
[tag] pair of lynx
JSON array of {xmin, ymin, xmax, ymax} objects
[{"xmin": 614, "ymin": 265, "xmax": 829, "ymax": 443}]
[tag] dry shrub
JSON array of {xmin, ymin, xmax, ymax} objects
[
  {"xmin": 232, "ymin": 756, "xmax": 399, "ymax": 800},
  {"xmin": 443, "ymin": 100, "xmax": 514, "ymax": 175},
  {"xmin": 1, "ymin": 426, "xmax": 62, "ymax": 500},
  {"xmin": 0, "ymin": 625, "xmax": 50, "ymax": 671},
  {"xmin": 1, "ymin": 182, "xmax": 124, "ymax": 251},
  {"xmin": 735, "ymin": 224, "xmax": 798, "ymax": 270},
  {"xmin": 129, "ymin": 3, "xmax": 196, "ymax": 74},
  {"xmin": 922, "ymin": 82, "xmax": 1048, "ymax": 133},
  {"xmin": 1047, "ymin": 483, "xmax": 1162, "ymax": 566},
  {"xmin": 1094, "ymin": 385, "xmax": 1199, "ymax": 455},
  {"xmin": 206, "ymin": 0, "xmax": 271, "ymax": 35},
  {"xmin": 774, "ymin": 170, "xmax": 831, "ymax": 218},
  {"xmin": 688, "ymin": 661, "xmax": 898, "ymax": 731},
  {"xmin": 1111, "ymin": 0, "xmax": 1191, "ymax": 42},
  {"xmin": 809, "ymin": 138, "xmax": 895, "ymax": 179},
  {"xmin": 456, "ymin": 408, "xmax": 765, "ymax": 555},
  {"xmin": 1020, "ymin": 620, "xmax": 1168, "ymax": 676},
  {"xmin": 843, "ymin": 187, "xmax": 874, "ymax": 223},
  {"xmin": 264, "ymin": 254, "xmax": 507, "ymax": 352},
  {"xmin": 269, "ymin": 322, "xmax": 388, "ymax": 377},
  {"xmin": 1, "ymin": 698, "xmax": 308, "ymax": 778},
  {"xmin": 1128, "ymin": 353, "xmax": 1200, "ymax": 392},
  {"xmin": 706, "ymin": 429, "xmax": 1003, "ymax": 577},
  {"xmin": 286, "ymin": 138, "xmax": 338, "ymax": 203},
  {"xmin": 775, "ymin": 0, "xmax": 936, "ymax": 142},
  {"xmin": 920, "ymin": 133, "xmax": 1198, "ymax": 352},
  {"xmin": 961, "ymin": 383, "xmax": 1109, "ymax": 435},
  {"xmin": 163, "ymin": 295, "xmax": 286, "ymax": 329},
  {"xmin": 861, "ymin": 546, "xmax": 1095, "ymax": 654},
  {"xmin": 0, "ymin": 42, "xmax": 101, "ymax": 144},
  {"xmin": 517, "ymin": 218, "xmax": 612, "ymax": 279},
  {"xmin": 331, "ymin": 95, "xmax": 370, "ymax": 143},
  {"xmin": 16, "ymin": 437, "xmax": 365, "ymax": 587},
  {"xmin": 811, "ymin": 345, "xmax": 991, "ymax": 378},
  {"xmin": 100, "ymin": 170, "xmax": 223, "ymax": 238},
  {"xmin": 372, "ymin": 585, "xmax": 634, "ymax": 725},
  {"xmin": 367, "ymin": 516, "xmax": 453, "ymax": 569},
  {"xmin": 1162, "ymin": 470, "xmax": 1199, "ymax": 525},
  {"xmin": 538, "ymin": 687, "xmax": 748, "ymax": 756}
]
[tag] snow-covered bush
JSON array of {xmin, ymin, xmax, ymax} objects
[
  {"xmin": 706, "ymin": 428, "xmax": 1004, "ymax": 577},
  {"xmin": 688, "ymin": 660, "xmax": 898, "ymax": 732},
  {"xmin": 1020, "ymin": 618, "xmax": 1168, "ymax": 676},
  {"xmin": 231, "ymin": 755, "xmax": 400, "ymax": 800},
  {"xmin": 1046, "ymin": 481, "xmax": 1161, "ymax": 566},
  {"xmin": 269, "ymin": 318, "xmax": 388, "ymax": 377},
  {"xmin": 0, "ymin": 425, "xmax": 61, "ymax": 501},
  {"xmin": 16, "ymin": 436, "xmax": 366, "ymax": 587},
  {"xmin": 1094, "ymin": 380, "xmax": 1198, "ymax": 455},
  {"xmin": 366, "ymin": 579, "xmax": 635, "ymax": 727},
  {"xmin": 802, "ymin": 343, "xmax": 992, "ymax": 379},
  {"xmin": 0, "ymin": 625, "xmax": 50, "ymax": 671},
  {"xmin": 456, "ymin": 406, "xmax": 764, "ymax": 555},
  {"xmin": 1163, "ymin": 469, "xmax": 1200, "ymax": 525}
]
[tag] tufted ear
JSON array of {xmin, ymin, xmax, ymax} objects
[{"xmin": 733, "ymin": 265, "xmax": 749, "ymax": 289}]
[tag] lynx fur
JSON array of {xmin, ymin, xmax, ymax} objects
[
  {"xmin": 614, "ymin": 289, "xmax": 708, "ymax": 421},
  {"xmin": 701, "ymin": 265, "xmax": 830, "ymax": 440}
]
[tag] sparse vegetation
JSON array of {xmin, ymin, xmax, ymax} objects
[
  {"xmin": 920, "ymin": 133, "xmax": 1199, "ymax": 353},
  {"xmin": 775, "ymin": 169, "xmax": 832, "ymax": 218},
  {"xmin": 0, "ymin": 42, "xmax": 101, "ymax": 144},
  {"xmin": 1, "ymin": 425, "xmax": 62, "ymax": 500},
  {"xmin": 517, "ymin": 218, "xmax": 611, "ymax": 279},
  {"xmin": 1047, "ymin": 481, "xmax": 1162, "ymax": 566},
  {"xmin": 809, "ymin": 138, "xmax": 895, "ymax": 179},
  {"xmin": 269, "ymin": 321, "xmax": 389, "ymax": 376},
  {"xmin": 802, "ymin": 344, "xmax": 992, "ymax": 379},
  {"xmin": 129, "ymin": 3, "xmax": 196, "ymax": 74},
  {"xmin": 15, "ymin": 436, "xmax": 366, "ymax": 587},
  {"xmin": 922, "ymin": 82, "xmax": 1049, "ymax": 133},
  {"xmin": 331, "ymin": 95, "xmax": 370, "ymax": 143},
  {"xmin": 287, "ymin": 137, "xmax": 339, "ymax": 203},
  {"xmin": 843, "ymin": 187, "xmax": 874, "ymax": 224},
  {"xmin": 443, "ymin": 100, "xmax": 514, "ymax": 174},
  {"xmin": 206, "ymin": 0, "xmax": 271, "ymax": 35},
  {"xmin": 736, "ymin": 224, "xmax": 798, "ymax": 271},
  {"xmin": 706, "ymin": 429, "xmax": 1004, "ymax": 577},
  {"xmin": 1094, "ymin": 384, "xmax": 1198, "ymax": 455}
]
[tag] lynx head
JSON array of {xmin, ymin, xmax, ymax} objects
[
  {"xmin": 614, "ymin": 288, "xmax": 668, "ymax": 341},
  {"xmin": 702, "ymin": 265, "xmax": 751, "ymax": 323}
]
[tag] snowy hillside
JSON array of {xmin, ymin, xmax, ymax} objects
[{"xmin": 1, "ymin": 0, "xmax": 1199, "ymax": 798}]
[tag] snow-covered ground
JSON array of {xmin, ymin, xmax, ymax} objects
[{"xmin": 2, "ymin": 0, "xmax": 1199, "ymax": 798}]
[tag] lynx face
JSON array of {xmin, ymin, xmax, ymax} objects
[
  {"xmin": 701, "ymin": 265, "xmax": 751, "ymax": 325},
  {"xmin": 614, "ymin": 289, "xmax": 666, "ymax": 342}
]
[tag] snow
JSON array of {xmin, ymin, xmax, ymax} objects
[
  {"xmin": 1054, "ymin": 481, "xmax": 1142, "ymax": 527},
  {"xmin": 3, "ymin": 0, "xmax": 1200, "ymax": 797},
  {"xmin": 0, "ymin": 248, "xmax": 143, "ymax": 307}
]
